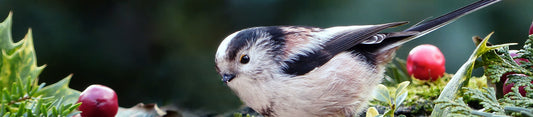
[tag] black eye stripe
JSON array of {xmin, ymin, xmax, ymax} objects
[{"xmin": 226, "ymin": 27, "xmax": 285, "ymax": 61}]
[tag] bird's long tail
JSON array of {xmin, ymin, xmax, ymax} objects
[
  {"xmin": 360, "ymin": 0, "xmax": 500, "ymax": 65},
  {"xmin": 405, "ymin": 0, "xmax": 500, "ymax": 36},
  {"xmin": 401, "ymin": 0, "xmax": 500, "ymax": 44},
  {"xmin": 375, "ymin": 0, "xmax": 500, "ymax": 53}
]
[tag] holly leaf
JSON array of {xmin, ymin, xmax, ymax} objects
[
  {"xmin": 0, "ymin": 12, "xmax": 45, "ymax": 89},
  {"xmin": 0, "ymin": 12, "xmax": 14, "ymax": 51},
  {"xmin": 36, "ymin": 75, "xmax": 81, "ymax": 104},
  {"xmin": 0, "ymin": 12, "xmax": 81, "ymax": 116}
]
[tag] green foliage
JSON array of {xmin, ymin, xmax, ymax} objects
[
  {"xmin": 431, "ymin": 32, "xmax": 517, "ymax": 116},
  {"xmin": 374, "ymin": 32, "xmax": 517, "ymax": 116},
  {"xmin": 0, "ymin": 14, "xmax": 43, "ymax": 92},
  {"xmin": 233, "ymin": 113, "xmax": 254, "ymax": 117},
  {"xmin": 434, "ymin": 97, "xmax": 472, "ymax": 116},
  {"xmin": 465, "ymin": 87, "xmax": 503, "ymax": 114},
  {"xmin": 434, "ymin": 33, "xmax": 533, "ymax": 117},
  {"xmin": 366, "ymin": 107, "xmax": 379, "ymax": 117},
  {"xmin": 436, "ymin": 87, "xmax": 504, "ymax": 116},
  {"xmin": 382, "ymin": 57, "xmax": 461, "ymax": 115},
  {"xmin": 504, "ymin": 106, "xmax": 533, "ymax": 117},
  {"xmin": 383, "ymin": 58, "xmax": 411, "ymax": 86},
  {"xmin": 482, "ymin": 46, "xmax": 532, "ymax": 84},
  {"xmin": 435, "ymin": 87, "xmax": 533, "ymax": 117},
  {"xmin": 519, "ymin": 35, "xmax": 533, "ymax": 71},
  {"xmin": 369, "ymin": 81, "xmax": 410, "ymax": 117},
  {"xmin": 36, "ymin": 75, "xmax": 80, "ymax": 105},
  {"xmin": 0, "ymin": 12, "xmax": 81, "ymax": 116},
  {"xmin": 401, "ymin": 75, "xmax": 450, "ymax": 114}
]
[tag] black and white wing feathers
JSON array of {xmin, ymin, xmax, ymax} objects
[{"xmin": 281, "ymin": 0, "xmax": 500, "ymax": 76}]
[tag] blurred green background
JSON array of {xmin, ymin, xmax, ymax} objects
[{"xmin": 0, "ymin": 0, "xmax": 532, "ymax": 115}]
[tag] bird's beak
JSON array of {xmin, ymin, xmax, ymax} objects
[{"xmin": 222, "ymin": 74, "xmax": 236, "ymax": 83}]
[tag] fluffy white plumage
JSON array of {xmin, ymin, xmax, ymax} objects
[{"xmin": 214, "ymin": 0, "xmax": 500, "ymax": 116}]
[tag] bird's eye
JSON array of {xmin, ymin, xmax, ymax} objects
[{"xmin": 240, "ymin": 55, "xmax": 250, "ymax": 64}]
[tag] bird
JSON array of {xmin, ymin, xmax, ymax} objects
[{"xmin": 214, "ymin": 0, "xmax": 500, "ymax": 116}]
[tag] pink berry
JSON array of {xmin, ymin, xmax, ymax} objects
[
  {"xmin": 509, "ymin": 50, "xmax": 529, "ymax": 65},
  {"xmin": 77, "ymin": 85, "xmax": 119, "ymax": 117},
  {"xmin": 502, "ymin": 74, "xmax": 532, "ymax": 97},
  {"xmin": 529, "ymin": 21, "xmax": 533, "ymax": 35},
  {"xmin": 501, "ymin": 50, "xmax": 531, "ymax": 82},
  {"xmin": 406, "ymin": 44, "xmax": 446, "ymax": 81},
  {"xmin": 500, "ymin": 72, "xmax": 515, "ymax": 84}
]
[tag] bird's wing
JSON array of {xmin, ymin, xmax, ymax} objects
[
  {"xmin": 281, "ymin": 22, "xmax": 410, "ymax": 76},
  {"xmin": 282, "ymin": 0, "xmax": 501, "ymax": 76}
]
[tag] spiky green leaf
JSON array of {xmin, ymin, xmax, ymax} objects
[
  {"xmin": 0, "ymin": 12, "xmax": 81, "ymax": 116},
  {"xmin": 36, "ymin": 75, "xmax": 80, "ymax": 104}
]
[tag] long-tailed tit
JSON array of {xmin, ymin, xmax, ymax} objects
[{"xmin": 215, "ymin": 0, "xmax": 500, "ymax": 116}]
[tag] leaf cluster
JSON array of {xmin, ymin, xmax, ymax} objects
[
  {"xmin": 0, "ymin": 12, "xmax": 81, "ymax": 116},
  {"xmin": 367, "ymin": 81, "xmax": 410, "ymax": 117},
  {"xmin": 436, "ymin": 33, "xmax": 533, "ymax": 116}
]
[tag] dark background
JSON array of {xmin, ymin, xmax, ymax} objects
[{"xmin": 0, "ymin": 0, "xmax": 532, "ymax": 114}]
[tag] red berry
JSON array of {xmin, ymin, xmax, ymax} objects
[
  {"xmin": 500, "ymin": 72, "xmax": 515, "ymax": 84},
  {"xmin": 77, "ymin": 85, "xmax": 119, "ymax": 117},
  {"xmin": 502, "ymin": 74, "xmax": 532, "ymax": 97},
  {"xmin": 406, "ymin": 44, "xmax": 445, "ymax": 81},
  {"xmin": 509, "ymin": 50, "xmax": 529, "ymax": 65},
  {"xmin": 529, "ymin": 21, "xmax": 533, "ymax": 35},
  {"xmin": 500, "ymin": 50, "xmax": 530, "ymax": 83}
]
